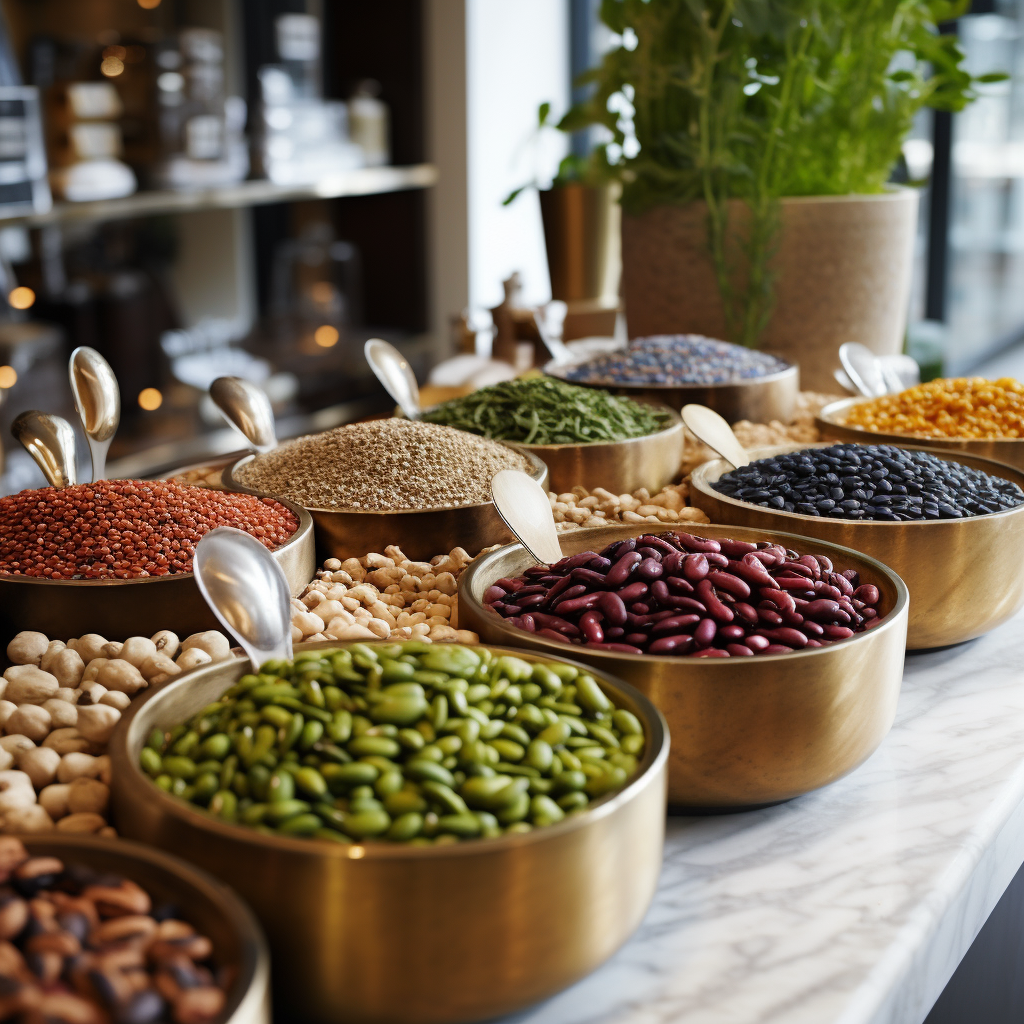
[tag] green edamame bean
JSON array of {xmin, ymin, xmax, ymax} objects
[
  {"xmin": 299, "ymin": 720, "xmax": 324, "ymax": 751},
  {"xmin": 405, "ymin": 760, "xmax": 455, "ymax": 787},
  {"xmin": 586, "ymin": 724, "xmax": 620, "ymax": 749},
  {"xmin": 557, "ymin": 791, "xmax": 589, "ymax": 812},
  {"xmin": 343, "ymin": 809, "xmax": 391, "ymax": 838},
  {"xmin": 375, "ymin": 770, "xmax": 404, "ymax": 798},
  {"xmin": 553, "ymin": 770, "xmax": 587, "ymax": 793},
  {"xmin": 537, "ymin": 720, "xmax": 569, "ymax": 746},
  {"xmin": 313, "ymin": 803, "xmax": 348, "ymax": 830},
  {"xmin": 429, "ymin": 694, "xmax": 448, "ymax": 730},
  {"xmin": 278, "ymin": 813, "xmax": 322, "ymax": 836},
  {"xmin": 154, "ymin": 774, "xmax": 173, "ymax": 792},
  {"xmin": 460, "ymin": 775, "xmax": 515, "ymax": 808},
  {"xmin": 496, "ymin": 791, "xmax": 530, "ymax": 824},
  {"xmin": 437, "ymin": 813, "xmax": 480, "ymax": 838},
  {"xmin": 315, "ymin": 828, "xmax": 353, "ymax": 844},
  {"xmin": 209, "ymin": 790, "xmax": 238, "ymax": 820},
  {"xmin": 612, "ymin": 709, "xmax": 643, "ymax": 735},
  {"xmin": 294, "ymin": 767, "xmax": 328, "ymax": 799},
  {"xmin": 525, "ymin": 739, "xmax": 554, "ymax": 772},
  {"xmin": 267, "ymin": 769, "xmax": 295, "ymax": 804},
  {"xmin": 621, "ymin": 734, "xmax": 645, "ymax": 755},
  {"xmin": 170, "ymin": 777, "xmax": 189, "ymax": 797},
  {"xmin": 264, "ymin": 800, "xmax": 311, "ymax": 825},
  {"xmin": 575, "ymin": 674, "xmax": 612, "ymax": 714},
  {"xmin": 475, "ymin": 811, "xmax": 501, "ymax": 837},
  {"xmin": 387, "ymin": 812, "xmax": 424, "ymax": 841},
  {"xmin": 324, "ymin": 762, "xmax": 379, "ymax": 788},
  {"xmin": 278, "ymin": 714, "xmax": 304, "ymax": 754},
  {"xmin": 384, "ymin": 790, "xmax": 428, "ymax": 816},
  {"xmin": 489, "ymin": 739, "xmax": 524, "ymax": 762},
  {"xmin": 146, "ymin": 727, "xmax": 166, "ymax": 752},
  {"xmin": 530, "ymin": 795, "xmax": 565, "ymax": 825},
  {"xmin": 397, "ymin": 728, "xmax": 425, "ymax": 751},
  {"xmin": 241, "ymin": 802, "xmax": 269, "ymax": 825},
  {"xmin": 421, "ymin": 781, "xmax": 468, "ymax": 815},
  {"xmin": 140, "ymin": 748, "xmax": 162, "ymax": 777},
  {"xmin": 163, "ymin": 756, "xmax": 197, "ymax": 780},
  {"xmin": 347, "ymin": 736, "xmax": 401, "ymax": 758},
  {"xmin": 260, "ymin": 705, "xmax": 293, "ymax": 729},
  {"xmin": 247, "ymin": 764, "xmax": 271, "ymax": 801},
  {"xmin": 193, "ymin": 772, "xmax": 219, "ymax": 803},
  {"xmin": 326, "ymin": 709, "xmax": 353, "ymax": 744}
]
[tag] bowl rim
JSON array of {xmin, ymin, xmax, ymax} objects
[
  {"xmin": 691, "ymin": 441, "xmax": 1024, "ymax": 528},
  {"xmin": 816, "ymin": 395, "xmax": 1024, "ymax": 446},
  {"xmin": 224, "ymin": 443, "xmax": 549, "ymax": 517},
  {"xmin": 0, "ymin": 491, "xmax": 313, "ymax": 588},
  {"xmin": 21, "ymin": 832, "xmax": 269, "ymax": 1022},
  {"xmin": 418, "ymin": 398, "xmax": 684, "ymax": 453},
  {"xmin": 111, "ymin": 641, "xmax": 669, "ymax": 861},
  {"xmin": 459, "ymin": 521, "xmax": 910, "ymax": 667},
  {"xmin": 542, "ymin": 347, "xmax": 798, "ymax": 392}
]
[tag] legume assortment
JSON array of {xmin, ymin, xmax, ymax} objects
[
  {"xmin": 484, "ymin": 532, "xmax": 885, "ymax": 657},
  {"xmin": 140, "ymin": 642, "xmax": 644, "ymax": 843},
  {"xmin": 421, "ymin": 377, "xmax": 669, "ymax": 444},
  {"xmin": 713, "ymin": 444, "xmax": 1024, "ymax": 520},
  {"xmin": 0, "ymin": 837, "xmax": 229, "ymax": 1024},
  {"xmin": 557, "ymin": 335, "xmax": 789, "ymax": 386},
  {"xmin": 234, "ymin": 419, "xmax": 535, "ymax": 511},
  {"xmin": 843, "ymin": 377, "xmax": 1024, "ymax": 439},
  {"xmin": 0, "ymin": 480, "xmax": 297, "ymax": 580},
  {"xmin": 0, "ymin": 629, "xmax": 232, "ymax": 836}
]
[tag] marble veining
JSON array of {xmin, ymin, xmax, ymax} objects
[{"xmin": 508, "ymin": 611, "xmax": 1024, "ymax": 1024}]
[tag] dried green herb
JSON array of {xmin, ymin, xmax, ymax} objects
[{"xmin": 421, "ymin": 378, "xmax": 668, "ymax": 445}]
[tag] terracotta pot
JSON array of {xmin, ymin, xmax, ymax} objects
[{"xmin": 620, "ymin": 189, "xmax": 919, "ymax": 393}]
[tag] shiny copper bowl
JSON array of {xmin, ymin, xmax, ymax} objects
[
  {"xmin": 515, "ymin": 404, "xmax": 685, "ymax": 495},
  {"xmin": 689, "ymin": 443, "xmax": 1024, "ymax": 649},
  {"xmin": 0, "ymin": 494, "xmax": 315, "ymax": 644},
  {"xmin": 20, "ymin": 833, "xmax": 270, "ymax": 1024},
  {"xmin": 224, "ymin": 447, "xmax": 549, "ymax": 562},
  {"xmin": 459, "ymin": 523, "xmax": 908, "ymax": 809},
  {"xmin": 543, "ymin": 353, "xmax": 799, "ymax": 424},
  {"xmin": 109, "ymin": 642, "xmax": 668, "ymax": 1024},
  {"xmin": 816, "ymin": 395, "xmax": 1024, "ymax": 472}
]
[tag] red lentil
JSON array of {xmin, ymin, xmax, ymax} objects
[{"xmin": 0, "ymin": 479, "xmax": 298, "ymax": 580}]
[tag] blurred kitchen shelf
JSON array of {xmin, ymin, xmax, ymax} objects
[{"xmin": 0, "ymin": 164, "xmax": 438, "ymax": 228}]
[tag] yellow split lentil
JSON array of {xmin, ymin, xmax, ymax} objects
[{"xmin": 844, "ymin": 378, "xmax": 1024, "ymax": 439}]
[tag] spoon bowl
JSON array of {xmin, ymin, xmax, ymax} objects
[
  {"xmin": 490, "ymin": 469, "xmax": 562, "ymax": 565},
  {"xmin": 209, "ymin": 377, "xmax": 277, "ymax": 454},
  {"xmin": 681, "ymin": 404, "xmax": 749, "ymax": 469},
  {"xmin": 69, "ymin": 347, "xmax": 120, "ymax": 481},
  {"xmin": 11, "ymin": 410, "xmax": 78, "ymax": 488},
  {"xmin": 365, "ymin": 338, "xmax": 421, "ymax": 420}
]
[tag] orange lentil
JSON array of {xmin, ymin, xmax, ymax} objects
[
  {"xmin": 0, "ymin": 479, "xmax": 297, "ymax": 579},
  {"xmin": 845, "ymin": 377, "xmax": 1024, "ymax": 440}
]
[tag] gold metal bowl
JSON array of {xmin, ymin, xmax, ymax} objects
[
  {"xmin": 689, "ymin": 443, "xmax": 1024, "ymax": 649},
  {"xmin": 459, "ymin": 523, "xmax": 908, "ymax": 809},
  {"xmin": 0, "ymin": 494, "xmax": 315, "ymax": 644},
  {"xmin": 20, "ymin": 833, "xmax": 270, "ymax": 1024},
  {"xmin": 515, "ymin": 404, "xmax": 685, "ymax": 495},
  {"xmin": 816, "ymin": 395, "xmax": 1024, "ymax": 472},
  {"xmin": 108, "ymin": 642, "xmax": 668, "ymax": 1024},
  {"xmin": 543, "ymin": 353, "xmax": 799, "ymax": 424},
  {"xmin": 224, "ymin": 447, "xmax": 549, "ymax": 562}
]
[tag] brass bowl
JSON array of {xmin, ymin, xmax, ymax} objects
[
  {"xmin": 224, "ymin": 447, "xmax": 549, "ymax": 562},
  {"xmin": 516, "ymin": 404, "xmax": 685, "ymax": 495},
  {"xmin": 543, "ymin": 352, "xmax": 799, "ymax": 424},
  {"xmin": 109, "ymin": 642, "xmax": 669, "ymax": 1024},
  {"xmin": 816, "ymin": 396, "xmax": 1024, "ymax": 472},
  {"xmin": 689, "ymin": 443, "xmax": 1024, "ymax": 649},
  {"xmin": 459, "ymin": 523, "xmax": 908, "ymax": 809},
  {"xmin": 20, "ymin": 833, "xmax": 270, "ymax": 1024},
  {"xmin": 0, "ymin": 494, "xmax": 315, "ymax": 644}
]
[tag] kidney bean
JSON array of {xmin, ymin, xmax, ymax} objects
[
  {"xmin": 637, "ymin": 558, "xmax": 664, "ymax": 580},
  {"xmin": 694, "ymin": 618, "xmax": 718, "ymax": 646},
  {"xmin": 800, "ymin": 620, "xmax": 825, "ymax": 636},
  {"xmin": 726, "ymin": 643, "xmax": 755, "ymax": 656},
  {"xmin": 693, "ymin": 648, "xmax": 730, "ymax": 658},
  {"xmin": 588, "ymin": 642, "xmax": 644, "ymax": 654},
  {"xmin": 718, "ymin": 538, "xmax": 758, "ymax": 558},
  {"xmin": 484, "ymin": 585, "xmax": 507, "ymax": 604},
  {"xmin": 795, "ymin": 555, "xmax": 822, "ymax": 578},
  {"xmin": 666, "ymin": 576, "xmax": 695, "ymax": 594},
  {"xmin": 704, "ymin": 553, "xmax": 729, "ymax": 569},
  {"xmin": 616, "ymin": 582, "xmax": 649, "ymax": 602},
  {"xmin": 718, "ymin": 624, "xmax": 746, "ymax": 641},
  {"xmin": 854, "ymin": 584, "xmax": 880, "ymax": 604},
  {"xmin": 842, "ymin": 569, "xmax": 860, "ymax": 585},
  {"xmin": 651, "ymin": 614, "xmax": 701, "ymax": 635},
  {"xmin": 523, "ymin": 566, "xmax": 549, "ymax": 578},
  {"xmin": 780, "ymin": 561, "xmax": 814, "ymax": 579},
  {"xmin": 638, "ymin": 547, "xmax": 663, "ymax": 561},
  {"xmin": 498, "ymin": 603, "xmax": 522, "ymax": 615},
  {"xmin": 571, "ymin": 568, "xmax": 610, "ymax": 589},
  {"xmin": 757, "ymin": 608, "xmax": 784, "ymax": 626},
  {"xmin": 546, "ymin": 573, "xmax": 584, "ymax": 604},
  {"xmin": 555, "ymin": 552, "xmax": 597, "ymax": 571},
  {"xmin": 732, "ymin": 602, "xmax": 759, "ymax": 625},
  {"xmin": 648, "ymin": 634, "xmax": 695, "ymax": 654},
  {"xmin": 624, "ymin": 633, "xmax": 649, "ymax": 646},
  {"xmin": 631, "ymin": 602, "xmax": 651, "ymax": 615},
  {"xmin": 639, "ymin": 534, "xmax": 679, "ymax": 554},
  {"xmin": 759, "ymin": 589, "xmax": 796, "ymax": 615},
  {"xmin": 537, "ymin": 628, "xmax": 571, "ymax": 644},
  {"xmin": 553, "ymin": 593, "xmax": 603, "ymax": 615},
  {"xmin": 597, "ymin": 591, "xmax": 628, "ymax": 626},
  {"xmin": 696, "ymin": 579, "xmax": 734, "ymax": 623},
  {"xmin": 494, "ymin": 577, "xmax": 522, "ymax": 592},
  {"xmin": 814, "ymin": 583, "xmax": 843, "ymax": 601},
  {"xmin": 763, "ymin": 644, "xmax": 794, "ymax": 655},
  {"xmin": 518, "ymin": 614, "xmax": 536, "ymax": 632},
  {"xmin": 677, "ymin": 534, "xmax": 721, "ymax": 553},
  {"xmin": 748, "ymin": 545, "xmax": 785, "ymax": 567},
  {"xmin": 773, "ymin": 576, "xmax": 816, "ymax": 594},
  {"xmin": 743, "ymin": 634, "xmax": 769, "ymax": 651},
  {"xmin": 862, "ymin": 607, "xmax": 878, "ymax": 620},
  {"xmin": 517, "ymin": 593, "xmax": 548, "ymax": 609},
  {"xmin": 651, "ymin": 580, "xmax": 671, "ymax": 604},
  {"xmin": 605, "ymin": 627, "xmax": 625, "ymax": 639},
  {"xmin": 607, "ymin": 551, "xmax": 643, "ymax": 587},
  {"xmin": 683, "ymin": 554, "xmax": 709, "ymax": 582},
  {"xmin": 708, "ymin": 570, "xmax": 750, "ymax": 599},
  {"xmin": 662, "ymin": 596, "xmax": 706, "ymax": 613},
  {"xmin": 822, "ymin": 624, "xmax": 854, "ymax": 640},
  {"xmin": 801, "ymin": 599, "xmax": 844, "ymax": 622},
  {"xmin": 736, "ymin": 552, "xmax": 776, "ymax": 586},
  {"xmin": 531, "ymin": 612, "xmax": 580, "ymax": 636},
  {"xmin": 589, "ymin": 556, "xmax": 612, "ymax": 572}
]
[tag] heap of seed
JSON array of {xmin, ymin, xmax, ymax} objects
[{"xmin": 235, "ymin": 419, "xmax": 536, "ymax": 511}]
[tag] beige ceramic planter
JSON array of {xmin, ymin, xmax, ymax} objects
[{"xmin": 621, "ymin": 190, "xmax": 919, "ymax": 392}]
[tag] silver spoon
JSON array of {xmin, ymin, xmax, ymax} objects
[
  {"xmin": 839, "ymin": 342, "xmax": 888, "ymax": 399},
  {"xmin": 209, "ymin": 377, "xmax": 278, "ymax": 453},
  {"xmin": 69, "ymin": 347, "xmax": 120, "ymax": 481},
  {"xmin": 534, "ymin": 302, "xmax": 575, "ymax": 365},
  {"xmin": 364, "ymin": 338, "xmax": 421, "ymax": 420},
  {"xmin": 681, "ymin": 404, "xmax": 750, "ymax": 470},
  {"xmin": 490, "ymin": 469, "xmax": 563, "ymax": 565},
  {"xmin": 194, "ymin": 527, "xmax": 293, "ymax": 671},
  {"xmin": 11, "ymin": 411, "xmax": 78, "ymax": 488}
]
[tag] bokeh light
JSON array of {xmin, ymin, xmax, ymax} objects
[
  {"xmin": 314, "ymin": 325, "xmax": 340, "ymax": 348},
  {"xmin": 0, "ymin": 366, "xmax": 17, "ymax": 388},
  {"xmin": 138, "ymin": 388, "xmax": 163, "ymax": 411},
  {"xmin": 101, "ymin": 57, "xmax": 125, "ymax": 77},
  {"xmin": 137, "ymin": 0, "xmax": 162, "ymax": 8},
  {"xmin": 8, "ymin": 287, "xmax": 35, "ymax": 310}
]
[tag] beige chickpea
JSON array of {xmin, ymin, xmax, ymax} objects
[
  {"xmin": 97, "ymin": 660, "xmax": 146, "ymax": 696},
  {"xmin": 365, "ymin": 618, "xmax": 391, "ymax": 639},
  {"xmin": 0, "ymin": 702, "xmax": 16, "ymax": 731},
  {"xmin": 119, "ymin": 637, "xmax": 157, "ymax": 669},
  {"xmin": 2, "ymin": 805, "xmax": 52, "ymax": 833},
  {"xmin": 293, "ymin": 612, "xmax": 325, "ymax": 638},
  {"xmin": 6, "ymin": 632, "xmax": 49, "ymax": 666},
  {"xmin": 93, "ymin": 755, "xmax": 112, "ymax": 785},
  {"xmin": 76, "ymin": 681, "xmax": 107, "ymax": 706},
  {"xmin": 176, "ymin": 648, "xmax": 212, "ymax": 672},
  {"xmin": 181, "ymin": 631, "xmax": 231, "ymax": 663},
  {"xmin": 56, "ymin": 812, "xmax": 106, "ymax": 833},
  {"xmin": 101, "ymin": 641, "xmax": 124, "ymax": 659},
  {"xmin": 0, "ymin": 771, "xmax": 36, "ymax": 811},
  {"xmin": 57, "ymin": 752, "xmax": 99, "ymax": 783},
  {"xmin": 140, "ymin": 653, "xmax": 180, "ymax": 682},
  {"xmin": 16, "ymin": 747, "xmax": 60, "ymax": 789},
  {"xmin": 314, "ymin": 600, "xmax": 345, "ymax": 623},
  {"xmin": 70, "ymin": 634, "xmax": 109, "ymax": 663},
  {"xmin": 98, "ymin": 691, "xmax": 131, "ymax": 711},
  {"xmin": 0, "ymin": 735, "xmax": 35, "ymax": 757},
  {"xmin": 76, "ymin": 705, "xmax": 120, "ymax": 745},
  {"xmin": 151, "ymin": 629, "xmax": 180, "ymax": 660},
  {"xmin": 48, "ymin": 650, "xmax": 85, "ymax": 689},
  {"xmin": 3, "ymin": 665, "xmax": 59, "ymax": 705},
  {"xmin": 5, "ymin": 706, "xmax": 51, "ymax": 744},
  {"xmin": 38, "ymin": 783, "xmax": 71, "ymax": 820},
  {"xmin": 39, "ymin": 640, "xmax": 67, "ymax": 673},
  {"xmin": 42, "ymin": 699, "xmax": 78, "ymax": 730},
  {"xmin": 67, "ymin": 777, "xmax": 109, "ymax": 815},
  {"xmin": 44, "ymin": 730, "xmax": 91, "ymax": 756}
]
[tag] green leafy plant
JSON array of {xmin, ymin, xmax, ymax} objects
[{"xmin": 559, "ymin": 0, "xmax": 1004, "ymax": 347}]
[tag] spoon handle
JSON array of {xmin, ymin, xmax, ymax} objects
[
  {"xmin": 365, "ymin": 338, "xmax": 421, "ymax": 420},
  {"xmin": 681, "ymin": 405, "xmax": 750, "ymax": 470},
  {"xmin": 88, "ymin": 437, "xmax": 111, "ymax": 482}
]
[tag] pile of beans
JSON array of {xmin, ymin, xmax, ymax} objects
[
  {"xmin": 1, "ymin": 629, "xmax": 231, "ymax": 836},
  {"xmin": 484, "ymin": 532, "xmax": 884, "ymax": 657},
  {"xmin": 292, "ymin": 547, "xmax": 482, "ymax": 646},
  {"xmin": 556, "ymin": 335, "xmax": 790, "ymax": 386},
  {"xmin": 713, "ymin": 443, "xmax": 1024, "ymax": 520},
  {"xmin": 0, "ymin": 837, "xmax": 228, "ymax": 1024},
  {"xmin": 843, "ymin": 377, "xmax": 1024, "ymax": 439},
  {"xmin": 549, "ymin": 484, "xmax": 709, "ymax": 532},
  {"xmin": 0, "ymin": 480, "xmax": 298, "ymax": 579},
  {"xmin": 233, "ymin": 419, "xmax": 535, "ymax": 511},
  {"xmin": 140, "ymin": 642, "xmax": 644, "ymax": 843}
]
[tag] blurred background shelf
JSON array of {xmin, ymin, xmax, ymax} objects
[{"xmin": 0, "ymin": 164, "xmax": 438, "ymax": 228}]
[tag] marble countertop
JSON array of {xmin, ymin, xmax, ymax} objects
[{"xmin": 512, "ymin": 610, "xmax": 1024, "ymax": 1024}]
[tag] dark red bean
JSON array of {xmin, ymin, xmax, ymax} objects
[
  {"xmin": 804, "ymin": 638, "xmax": 823, "ymax": 647},
  {"xmin": 579, "ymin": 610, "xmax": 604, "ymax": 643},
  {"xmin": 647, "ymin": 634, "xmax": 695, "ymax": 654},
  {"xmin": 696, "ymin": 579, "xmax": 734, "ymax": 623},
  {"xmin": 694, "ymin": 618, "xmax": 717, "ymax": 646},
  {"xmin": 494, "ymin": 577, "xmax": 523, "ymax": 591},
  {"xmin": 537, "ymin": 628, "xmax": 571, "ymax": 644},
  {"xmin": 718, "ymin": 624, "xmax": 746, "ymax": 641},
  {"xmin": 726, "ymin": 643, "xmax": 755, "ymax": 656},
  {"xmin": 759, "ymin": 589, "xmax": 796, "ymax": 614},
  {"xmin": 757, "ymin": 627, "xmax": 808, "ymax": 648},
  {"xmin": 683, "ymin": 554, "xmax": 709, "ymax": 582},
  {"xmin": 780, "ymin": 561, "xmax": 814, "ymax": 579},
  {"xmin": 605, "ymin": 627, "xmax": 625, "ymax": 639},
  {"xmin": 802, "ymin": 599, "xmax": 844, "ymax": 622},
  {"xmin": 630, "ymin": 602, "xmax": 650, "ymax": 615},
  {"xmin": 637, "ymin": 558, "xmax": 664, "ymax": 580},
  {"xmin": 498, "ymin": 603, "xmax": 521, "ymax": 615},
  {"xmin": 666, "ymin": 576, "xmax": 695, "ymax": 594},
  {"xmin": 732, "ymin": 602, "xmax": 758, "ymax": 625},
  {"xmin": 483, "ymin": 586, "xmax": 506, "ymax": 604},
  {"xmin": 616, "ymin": 581, "xmax": 649, "ymax": 602},
  {"xmin": 676, "ymin": 534, "xmax": 721, "ymax": 553},
  {"xmin": 519, "ymin": 614, "xmax": 536, "ymax": 632},
  {"xmin": 517, "ymin": 593, "xmax": 547, "ymax": 609},
  {"xmin": 842, "ymin": 569, "xmax": 860, "ymax": 586},
  {"xmin": 773, "ymin": 576, "xmax": 815, "ymax": 593},
  {"xmin": 651, "ymin": 614, "xmax": 701, "ymax": 635},
  {"xmin": 745, "ymin": 634, "xmax": 770, "ymax": 651},
  {"xmin": 597, "ymin": 591, "xmax": 628, "ymax": 626},
  {"xmin": 734, "ymin": 552, "xmax": 775, "ymax": 587},
  {"xmin": 663, "ymin": 596, "xmax": 706, "ymax": 613},
  {"xmin": 638, "ymin": 547, "xmax": 664, "ymax": 561},
  {"xmin": 795, "ymin": 555, "xmax": 822, "ymax": 578},
  {"xmin": 588, "ymin": 556, "xmax": 612, "ymax": 572},
  {"xmin": 554, "ymin": 552, "xmax": 596, "ymax": 571},
  {"xmin": 662, "ymin": 552, "xmax": 685, "ymax": 574},
  {"xmin": 757, "ymin": 608, "xmax": 784, "ymax": 626},
  {"xmin": 692, "ymin": 648, "xmax": 730, "ymax": 658},
  {"xmin": 552, "ymin": 593, "xmax": 603, "ymax": 615},
  {"xmin": 748, "ymin": 546, "xmax": 785, "ymax": 567},
  {"xmin": 531, "ymin": 612, "xmax": 580, "ymax": 636},
  {"xmin": 571, "ymin": 568, "xmax": 610, "ymax": 589},
  {"xmin": 651, "ymin": 580, "xmax": 671, "ymax": 603},
  {"xmin": 587, "ymin": 642, "xmax": 644, "ymax": 654},
  {"xmin": 545, "ymin": 573, "xmax": 583, "ymax": 603},
  {"xmin": 718, "ymin": 538, "xmax": 758, "ymax": 558},
  {"xmin": 813, "ymin": 554, "xmax": 834, "ymax": 572},
  {"xmin": 707, "ymin": 570, "xmax": 750, "ymax": 600},
  {"xmin": 862, "ymin": 607, "xmax": 878, "ymax": 620},
  {"xmin": 763, "ymin": 644, "xmax": 794, "ymax": 655},
  {"xmin": 800, "ymin": 620, "xmax": 824, "ymax": 636},
  {"xmin": 639, "ymin": 534, "xmax": 678, "ymax": 554},
  {"xmin": 853, "ymin": 584, "xmax": 880, "ymax": 604},
  {"xmin": 813, "ymin": 583, "xmax": 843, "ymax": 600},
  {"xmin": 607, "ymin": 551, "xmax": 643, "ymax": 586}
]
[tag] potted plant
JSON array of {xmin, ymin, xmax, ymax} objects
[{"xmin": 558, "ymin": 0, "xmax": 1000, "ymax": 390}]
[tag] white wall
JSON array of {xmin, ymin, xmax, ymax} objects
[{"xmin": 465, "ymin": 0, "xmax": 570, "ymax": 310}]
